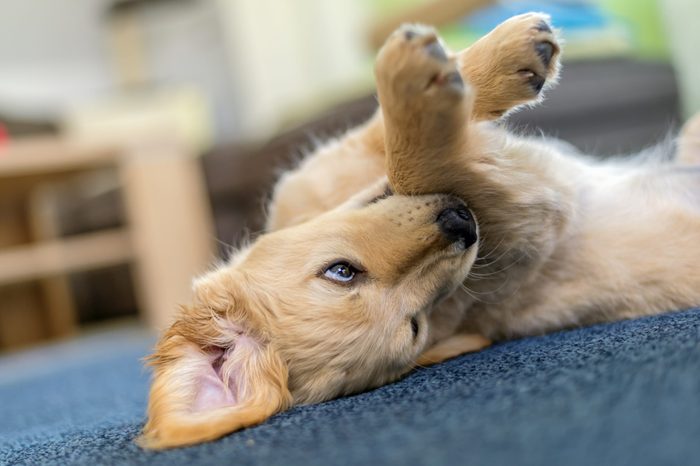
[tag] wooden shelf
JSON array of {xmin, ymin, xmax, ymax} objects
[
  {"xmin": 0, "ymin": 137, "xmax": 118, "ymax": 178},
  {"xmin": 0, "ymin": 229, "xmax": 133, "ymax": 286},
  {"xmin": 0, "ymin": 135, "xmax": 214, "ymax": 337}
]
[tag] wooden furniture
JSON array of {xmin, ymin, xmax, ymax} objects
[{"xmin": 0, "ymin": 137, "xmax": 215, "ymax": 348}]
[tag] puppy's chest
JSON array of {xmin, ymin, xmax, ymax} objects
[{"xmin": 457, "ymin": 248, "xmax": 586, "ymax": 339}]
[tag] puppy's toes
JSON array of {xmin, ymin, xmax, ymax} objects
[
  {"xmin": 535, "ymin": 41, "xmax": 555, "ymax": 69},
  {"xmin": 377, "ymin": 24, "xmax": 467, "ymax": 101}
]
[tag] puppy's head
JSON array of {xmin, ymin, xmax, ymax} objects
[{"xmin": 140, "ymin": 187, "xmax": 478, "ymax": 449}]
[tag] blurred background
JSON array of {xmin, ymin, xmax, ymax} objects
[{"xmin": 0, "ymin": 0, "xmax": 697, "ymax": 352}]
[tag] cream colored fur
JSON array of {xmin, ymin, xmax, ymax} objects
[{"xmin": 141, "ymin": 13, "xmax": 700, "ymax": 449}]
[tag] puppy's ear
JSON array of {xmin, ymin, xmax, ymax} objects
[{"xmin": 138, "ymin": 269, "xmax": 292, "ymax": 449}]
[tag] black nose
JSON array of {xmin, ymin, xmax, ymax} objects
[{"xmin": 436, "ymin": 206, "xmax": 477, "ymax": 248}]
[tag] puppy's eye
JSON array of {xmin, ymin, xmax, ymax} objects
[{"xmin": 324, "ymin": 262, "xmax": 359, "ymax": 283}]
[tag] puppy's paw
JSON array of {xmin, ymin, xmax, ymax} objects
[
  {"xmin": 505, "ymin": 13, "xmax": 560, "ymax": 94},
  {"xmin": 462, "ymin": 12, "xmax": 561, "ymax": 118},
  {"xmin": 416, "ymin": 333, "xmax": 491, "ymax": 366},
  {"xmin": 375, "ymin": 24, "xmax": 468, "ymax": 106}
]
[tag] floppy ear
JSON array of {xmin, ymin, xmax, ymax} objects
[{"xmin": 138, "ymin": 270, "xmax": 292, "ymax": 449}]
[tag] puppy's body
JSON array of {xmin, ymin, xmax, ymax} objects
[
  {"xmin": 275, "ymin": 117, "xmax": 700, "ymax": 344},
  {"xmin": 142, "ymin": 14, "xmax": 700, "ymax": 448},
  {"xmin": 269, "ymin": 17, "xmax": 700, "ymax": 346},
  {"xmin": 440, "ymin": 128, "xmax": 700, "ymax": 340}
]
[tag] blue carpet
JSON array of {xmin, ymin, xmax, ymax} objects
[{"xmin": 2, "ymin": 309, "xmax": 700, "ymax": 466}]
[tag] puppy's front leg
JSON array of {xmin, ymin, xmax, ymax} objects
[
  {"xmin": 375, "ymin": 15, "xmax": 560, "ymax": 198},
  {"xmin": 376, "ymin": 19, "xmax": 568, "ymax": 258},
  {"xmin": 268, "ymin": 15, "xmax": 559, "ymax": 232},
  {"xmin": 375, "ymin": 24, "xmax": 471, "ymax": 196}
]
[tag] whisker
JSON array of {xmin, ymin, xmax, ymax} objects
[
  {"xmin": 465, "ymin": 274, "xmax": 512, "ymax": 296},
  {"xmin": 462, "ymin": 260, "xmax": 529, "ymax": 305},
  {"xmin": 472, "ymin": 244, "xmax": 515, "ymax": 269},
  {"xmin": 212, "ymin": 237, "xmax": 238, "ymax": 260},
  {"xmin": 459, "ymin": 283, "xmax": 491, "ymax": 304},
  {"xmin": 476, "ymin": 235, "xmax": 505, "ymax": 262},
  {"xmin": 213, "ymin": 238, "xmax": 230, "ymax": 250},
  {"xmin": 469, "ymin": 253, "xmax": 526, "ymax": 278}
]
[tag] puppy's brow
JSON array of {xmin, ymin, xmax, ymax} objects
[{"xmin": 367, "ymin": 185, "xmax": 394, "ymax": 205}]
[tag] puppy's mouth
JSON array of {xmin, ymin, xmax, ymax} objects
[
  {"xmin": 430, "ymin": 286, "xmax": 452, "ymax": 308},
  {"xmin": 418, "ymin": 286, "xmax": 452, "ymax": 320},
  {"xmin": 409, "ymin": 286, "xmax": 452, "ymax": 345},
  {"xmin": 410, "ymin": 315, "xmax": 420, "ymax": 340}
]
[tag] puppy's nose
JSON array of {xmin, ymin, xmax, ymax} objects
[{"xmin": 436, "ymin": 205, "xmax": 477, "ymax": 248}]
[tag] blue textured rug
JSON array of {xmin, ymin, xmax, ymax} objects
[{"xmin": 2, "ymin": 309, "xmax": 700, "ymax": 466}]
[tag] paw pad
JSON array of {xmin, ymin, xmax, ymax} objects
[
  {"xmin": 425, "ymin": 40, "xmax": 448, "ymax": 62},
  {"xmin": 535, "ymin": 42, "xmax": 555, "ymax": 69},
  {"xmin": 535, "ymin": 20, "xmax": 552, "ymax": 33},
  {"xmin": 521, "ymin": 70, "xmax": 546, "ymax": 93}
]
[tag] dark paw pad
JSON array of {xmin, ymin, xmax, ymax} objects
[
  {"xmin": 530, "ymin": 73, "xmax": 546, "ymax": 92},
  {"xmin": 429, "ymin": 70, "xmax": 464, "ymax": 92},
  {"xmin": 535, "ymin": 20, "xmax": 552, "ymax": 33},
  {"xmin": 519, "ymin": 70, "xmax": 545, "ymax": 93},
  {"xmin": 425, "ymin": 40, "xmax": 448, "ymax": 62},
  {"xmin": 444, "ymin": 70, "xmax": 464, "ymax": 91},
  {"xmin": 535, "ymin": 42, "xmax": 555, "ymax": 68}
]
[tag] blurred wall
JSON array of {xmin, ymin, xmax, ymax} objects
[
  {"xmin": 215, "ymin": 0, "xmax": 370, "ymax": 139},
  {"xmin": 0, "ymin": 0, "xmax": 372, "ymax": 143},
  {"xmin": 662, "ymin": 0, "xmax": 700, "ymax": 118},
  {"xmin": 0, "ymin": 0, "xmax": 115, "ymax": 120}
]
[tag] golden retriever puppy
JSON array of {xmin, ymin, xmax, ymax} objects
[
  {"xmin": 140, "ymin": 14, "xmax": 551, "ymax": 449},
  {"xmin": 141, "ymin": 13, "xmax": 700, "ymax": 448},
  {"xmin": 140, "ymin": 189, "xmax": 481, "ymax": 448}
]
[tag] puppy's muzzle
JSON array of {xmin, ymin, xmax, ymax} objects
[{"xmin": 436, "ymin": 201, "xmax": 477, "ymax": 249}]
